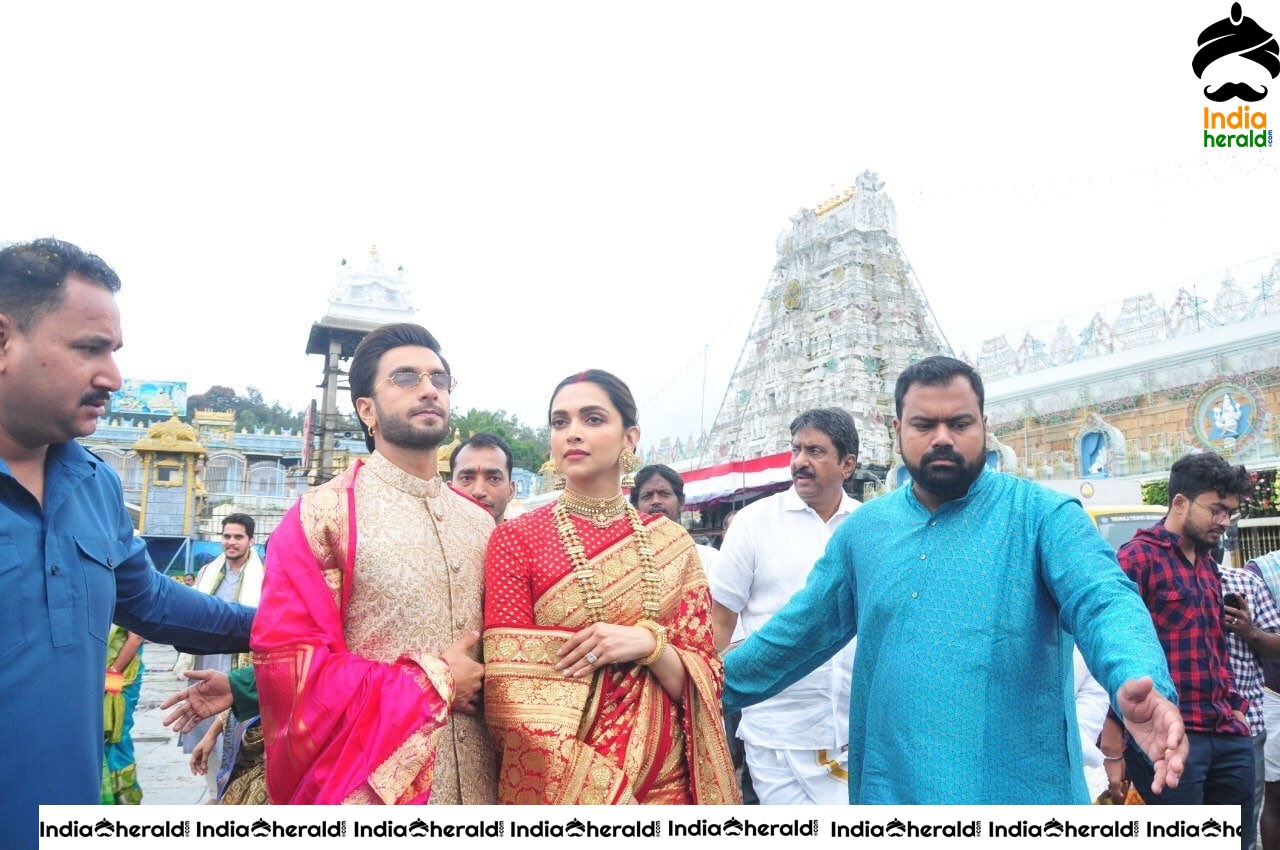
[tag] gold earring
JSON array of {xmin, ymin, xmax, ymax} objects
[
  {"xmin": 553, "ymin": 470, "xmax": 566, "ymax": 490},
  {"xmin": 620, "ymin": 448, "xmax": 638, "ymax": 489},
  {"xmin": 368, "ymin": 422, "xmax": 377, "ymax": 436}
]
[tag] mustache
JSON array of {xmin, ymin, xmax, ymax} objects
[
  {"xmin": 1204, "ymin": 82, "xmax": 1269, "ymax": 102},
  {"xmin": 792, "ymin": 468, "xmax": 815, "ymax": 479},
  {"xmin": 921, "ymin": 447, "xmax": 965, "ymax": 465},
  {"xmin": 409, "ymin": 405, "xmax": 445, "ymax": 417},
  {"xmin": 81, "ymin": 391, "xmax": 111, "ymax": 407}
]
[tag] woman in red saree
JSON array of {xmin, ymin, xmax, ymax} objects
[{"xmin": 483, "ymin": 370, "xmax": 739, "ymax": 804}]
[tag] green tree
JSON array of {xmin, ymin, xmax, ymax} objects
[
  {"xmin": 450, "ymin": 408, "xmax": 549, "ymax": 471},
  {"xmin": 188, "ymin": 385, "xmax": 237, "ymax": 412},
  {"xmin": 186, "ymin": 385, "xmax": 305, "ymax": 434}
]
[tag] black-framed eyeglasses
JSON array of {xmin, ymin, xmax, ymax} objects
[
  {"xmin": 1191, "ymin": 497, "xmax": 1240, "ymax": 524},
  {"xmin": 378, "ymin": 370, "xmax": 457, "ymax": 393}
]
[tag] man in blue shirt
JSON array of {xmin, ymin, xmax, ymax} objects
[
  {"xmin": 723, "ymin": 355, "xmax": 1188, "ymax": 803},
  {"xmin": 0, "ymin": 238, "xmax": 254, "ymax": 849}
]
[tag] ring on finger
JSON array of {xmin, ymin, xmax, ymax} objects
[{"xmin": 585, "ymin": 651, "xmax": 599, "ymax": 665}]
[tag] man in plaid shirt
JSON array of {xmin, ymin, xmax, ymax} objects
[
  {"xmin": 1245, "ymin": 547, "xmax": 1280, "ymax": 850},
  {"xmin": 1119, "ymin": 452, "xmax": 1255, "ymax": 848}
]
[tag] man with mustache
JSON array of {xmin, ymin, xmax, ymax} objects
[
  {"xmin": 249, "ymin": 322, "xmax": 497, "ymax": 804},
  {"xmin": 722, "ymin": 356, "xmax": 1186, "ymax": 805},
  {"xmin": 1118, "ymin": 453, "xmax": 1258, "ymax": 848},
  {"xmin": 709, "ymin": 408, "xmax": 860, "ymax": 804},
  {"xmin": 0, "ymin": 239, "xmax": 253, "ymax": 850}
]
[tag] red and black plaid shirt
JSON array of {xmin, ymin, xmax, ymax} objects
[{"xmin": 1117, "ymin": 519, "xmax": 1248, "ymax": 735}]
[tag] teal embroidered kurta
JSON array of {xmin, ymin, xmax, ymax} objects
[{"xmin": 723, "ymin": 468, "xmax": 1175, "ymax": 803}]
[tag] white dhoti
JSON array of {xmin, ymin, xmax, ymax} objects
[{"xmin": 744, "ymin": 743, "xmax": 849, "ymax": 805}]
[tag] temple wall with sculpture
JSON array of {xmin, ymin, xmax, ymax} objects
[{"xmin": 987, "ymin": 360, "xmax": 1280, "ymax": 482}]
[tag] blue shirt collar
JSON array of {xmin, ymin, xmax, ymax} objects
[
  {"xmin": 0, "ymin": 439, "xmax": 97, "ymax": 478},
  {"xmin": 0, "ymin": 441, "xmax": 100, "ymax": 516}
]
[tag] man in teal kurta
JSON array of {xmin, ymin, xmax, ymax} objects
[{"xmin": 723, "ymin": 356, "xmax": 1187, "ymax": 803}]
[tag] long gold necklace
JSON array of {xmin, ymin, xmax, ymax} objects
[{"xmin": 553, "ymin": 496, "xmax": 662, "ymax": 625}]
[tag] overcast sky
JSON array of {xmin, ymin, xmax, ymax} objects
[{"xmin": 5, "ymin": 1, "xmax": 1277, "ymax": 451}]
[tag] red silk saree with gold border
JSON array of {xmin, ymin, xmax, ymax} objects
[{"xmin": 483, "ymin": 504, "xmax": 739, "ymax": 805}]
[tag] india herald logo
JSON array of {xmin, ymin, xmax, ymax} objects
[{"xmin": 1194, "ymin": 2, "xmax": 1280, "ymax": 102}]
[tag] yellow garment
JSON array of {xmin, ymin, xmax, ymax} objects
[{"xmin": 103, "ymin": 626, "xmax": 141, "ymax": 744}]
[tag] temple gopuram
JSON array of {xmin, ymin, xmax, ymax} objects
[
  {"xmin": 678, "ymin": 172, "xmax": 951, "ymax": 508},
  {"xmin": 656, "ymin": 174, "xmax": 1278, "ymax": 558}
]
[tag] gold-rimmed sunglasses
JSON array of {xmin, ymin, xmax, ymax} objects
[{"xmin": 377, "ymin": 369, "xmax": 457, "ymax": 393}]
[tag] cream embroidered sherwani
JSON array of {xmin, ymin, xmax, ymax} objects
[{"xmin": 344, "ymin": 451, "xmax": 499, "ymax": 803}]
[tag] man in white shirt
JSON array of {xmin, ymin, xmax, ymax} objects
[
  {"xmin": 1074, "ymin": 648, "xmax": 1111, "ymax": 801},
  {"xmin": 710, "ymin": 408, "xmax": 860, "ymax": 805}
]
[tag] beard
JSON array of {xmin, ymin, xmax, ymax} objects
[
  {"xmin": 375, "ymin": 398, "xmax": 450, "ymax": 451},
  {"xmin": 902, "ymin": 445, "xmax": 985, "ymax": 504},
  {"xmin": 1181, "ymin": 514, "xmax": 1224, "ymax": 550}
]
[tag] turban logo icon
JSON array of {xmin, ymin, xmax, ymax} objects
[{"xmin": 1194, "ymin": 2, "xmax": 1280, "ymax": 102}]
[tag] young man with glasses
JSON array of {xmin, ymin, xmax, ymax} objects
[
  {"xmin": 1118, "ymin": 451, "xmax": 1256, "ymax": 847},
  {"xmin": 249, "ymin": 322, "xmax": 498, "ymax": 804}
]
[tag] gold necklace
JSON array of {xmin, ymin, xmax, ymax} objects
[
  {"xmin": 553, "ymin": 500, "xmax": 662, "ymax": 625},
  {"xmin": 558, "ymin": 489, "xmax": 629, "ymax": 529}
]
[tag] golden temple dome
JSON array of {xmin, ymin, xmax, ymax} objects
[{"xmin": 131, "ymin": 415, "xmax": 206, "ymax": 454}]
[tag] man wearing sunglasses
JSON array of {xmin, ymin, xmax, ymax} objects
[
  {"xmin": 249, "ymin": 322, "xmax": 497, "ymax": 805},
  {"xmin": 1118, "ymin": 452, "xmax": 1256, "ymax": 847}
]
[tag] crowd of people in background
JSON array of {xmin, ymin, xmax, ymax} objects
[{"xmin": 3, "ymin": 237, "xmax": 1278, "ymax": 850}]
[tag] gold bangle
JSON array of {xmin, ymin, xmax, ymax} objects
[{"xmin": 636, "ymin": 620, "xmax": 667, "ymax": 666}]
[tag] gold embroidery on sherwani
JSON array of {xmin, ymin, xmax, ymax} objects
[
  {"xmin": 346, "ymin": 451, "xmax": 498, "ymax": 804},
  {"xmin": 298, "ymin": 481, "xmax": 350, "ymax": 610}
]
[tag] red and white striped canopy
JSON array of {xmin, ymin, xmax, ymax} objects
[{"xmin": 681, "ymin": 451, "xmax": 793, "ymax": 509}]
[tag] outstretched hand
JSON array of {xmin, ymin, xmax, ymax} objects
[
  {"xmin": 1117, "ymin": 676, "xmax": 1187, "ymax": 794},
  {"xmin": 161, "ymin": 669, "xmax": 233, "ymax": 733}
]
